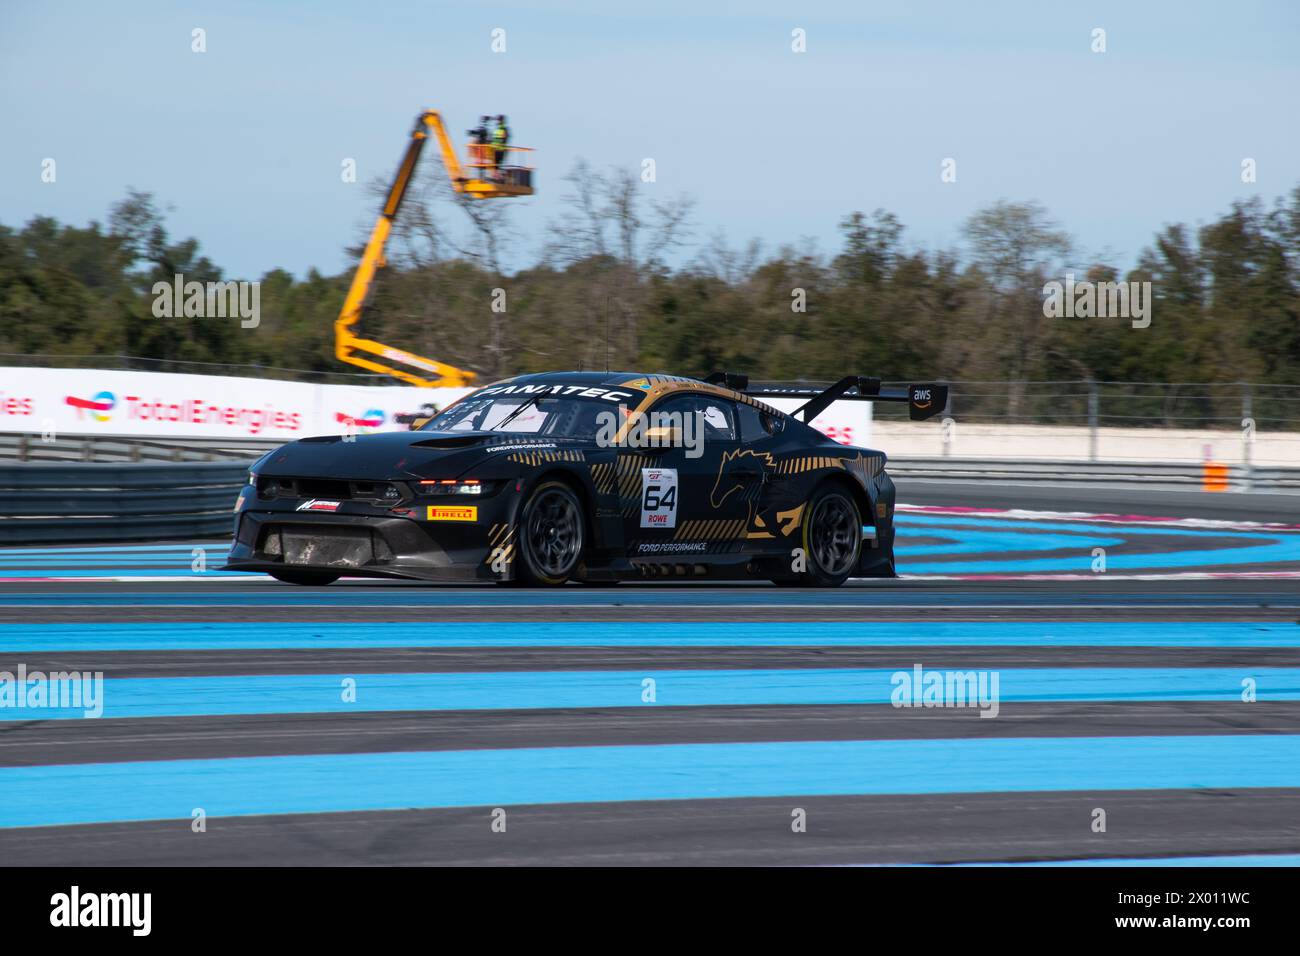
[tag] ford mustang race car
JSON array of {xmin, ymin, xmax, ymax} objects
[{"xmin": 224, "ymin": 372, "xmax": 947, "ymax": 586}]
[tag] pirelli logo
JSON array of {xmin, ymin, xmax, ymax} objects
[{"xmin": 427, "ymin": 505, "xmax": 478, "ymax": 522}]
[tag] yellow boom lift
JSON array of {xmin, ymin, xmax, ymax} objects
[{"xmin": 334, "ymin": 109, "xmax": 535, "ymax": 387}]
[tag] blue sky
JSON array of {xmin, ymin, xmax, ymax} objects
[{"xmin": 3, "ymin": 0, "xmax": 1297, "ymax": 279}]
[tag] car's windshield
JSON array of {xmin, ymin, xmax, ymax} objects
[{"xmin": 422, "ymin": 386, "xmax": 645, "ymax": 439}]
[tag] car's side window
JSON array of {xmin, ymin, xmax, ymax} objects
[
  {"xmin": 699, "ymin": 401, "xmax": 735, "ymax": 441},
  {"xmin": 651, "ymin": 395, "xmax": 737, "ymax": 445},
  {"xmin": 736, "ymin": 403, "xmax": 771, "ymax": 443},
  {"xmin": 736, "ymin": 402, "xmax": 787, "ymax": 443}
]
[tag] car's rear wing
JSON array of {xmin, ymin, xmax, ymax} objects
[{"xmin": 704, "ymin": 372, "xmax": 949, "ymax": 422}]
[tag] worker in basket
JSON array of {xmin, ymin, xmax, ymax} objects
[
  {"xmin": 491, "ymin": 114, "xmax": 510, "ymax": 182},
  {"xmin": 467, "ymin": 115, "xmax": 490, "ymax": 169}
]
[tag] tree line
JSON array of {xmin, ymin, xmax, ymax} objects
[{"xmin": 3, "ymin": 162, "xmax": 1298, "ymax": 425}]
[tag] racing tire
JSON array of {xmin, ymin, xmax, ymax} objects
[
  {"xmin": 793, "ymin": 484, "xmax": 862, "ymax": 587},
  {"xmin": 516, "ymin": 480, "xmax": 585, "ymax": 585},
  {"xmin": 268, "ymin": 569, "xmax": 341, "ymax": 586}
]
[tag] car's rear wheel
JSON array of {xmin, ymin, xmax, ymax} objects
[
  {"xmin": 795, "ymin": 485, "xmax": 862, "ymax": 587},
  {"xmin": 516, "ymin": 481, "xmax": 585, "ymax": 585},
  {"xmin": 268, "ymin": 569, "xmax": 341, "ymax": 586}
]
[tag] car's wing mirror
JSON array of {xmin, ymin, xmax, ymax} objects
[{"xmin": 641, "ymin": 425, "xmax": 683, "ymax": 451}]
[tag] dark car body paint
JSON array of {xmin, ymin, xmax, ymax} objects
[{"xmin": 223, "ymin": 372, "xmax": 897, "ymax": 583}]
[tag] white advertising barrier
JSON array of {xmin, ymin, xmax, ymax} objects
[
  {"xmin": 0, "ymin": 367, "xmax": 471, "ymax": 440},
  {"xmin": 765, "ymin": 397, "xmax": 873, "ymax": 448},
  {"xmin": 0, "ymin": 366, "xmax": 872, "ymax": 445}
]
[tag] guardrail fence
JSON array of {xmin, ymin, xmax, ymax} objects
[
  {"xmin": 3, "ymin": 455, "xmax": 1297, "ymax": 549},
  {"xmin": 0, "ymin": 463, "xmax": 247, "ymax": 544},
  {"xmin": 1, "ymin": 432, "xmax": 277, "ymax": 464},
  {"xmin": 3, "ymin": 431, "xmax": 274, "ymax": 465}
]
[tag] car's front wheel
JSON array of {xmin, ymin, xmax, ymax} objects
[
  {"xmin": 268, "ymin": 569, "xmax": 341, "ymax": 586},
  {"xmin": 516, "ymin": 480, "xmax": 585, "ymax": 585}
]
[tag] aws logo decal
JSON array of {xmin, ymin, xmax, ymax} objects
[
  {"xmin": 65, "ymin": 391, "xmax": 116, "ymax": 422},
  {"xmin": 336, "ymin": 409, "xmax": 385, "ymax": 429}
]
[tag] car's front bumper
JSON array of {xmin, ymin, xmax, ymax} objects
[{"xmin": 222, "ymin": 485, "xmax": 520, "ymax": 582}]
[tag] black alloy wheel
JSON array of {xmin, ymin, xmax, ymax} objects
[{"xmin": 517, "ymin": 481, "xmax": 585, "ymax": 585}]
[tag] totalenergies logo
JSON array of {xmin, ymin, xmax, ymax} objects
[
  {"xmin": 65, "ymin": 391, "xmax": 116, "ymax": 423},
  {"xmin": 336, "ymin": 408, "xmax": 385, "ymax": 429}
]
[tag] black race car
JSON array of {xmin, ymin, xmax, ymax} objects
[{"xmin": 225, "ymin": 372, "xmax": 947, "ymax": 586}]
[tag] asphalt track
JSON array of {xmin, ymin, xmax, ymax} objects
[{"xmin": 1, "ymin": 482, "xmax": 1299, "ymax": 865}]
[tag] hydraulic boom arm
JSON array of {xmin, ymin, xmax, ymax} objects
[{"xmin": 334, "ymin": 109, "xmax": 534, "ymax": 387}]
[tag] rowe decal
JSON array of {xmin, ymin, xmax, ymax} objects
[
  {"xmin": 428, "ymin": 506, "xmax": 478, "ymax": 522},
  {"xmin": 296, "ymin": 499, "xmax": 341, "ymax": 513},
  {"xmin": 65, "ymin": 391, "xmax": 117, "ymax": 423}
]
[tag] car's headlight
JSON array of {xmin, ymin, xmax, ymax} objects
[{"xmin": 418, "ymin": 479, "xmax": 483, "ymax": 496}]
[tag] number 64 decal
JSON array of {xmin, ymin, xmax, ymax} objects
[{"xmin": 640, "ymin": 468, "xmax": 679, "ymax": 529}]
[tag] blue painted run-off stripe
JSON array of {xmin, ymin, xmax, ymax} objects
[
  {"xmin": 3, "ymin": 734, "xmax": 1300, "ymax": 828},
  {"xmin": 2, "ymin": 511, "xmax": 1297, "ymax": 576},
  {"xmin": 2, "ymin": 667, "xmax": 1295, "ymax": 721},
  {"xmin": 0, "ymin": 528, "xmax": 1118, "ymax": 572},
  {"xmin": 897, "ymin": 514, "xmax": 1300, "ymax": 572},
  {"xmin": 900, "ymin": 529, "xmax": 1126, "ymax": 558},
  {"xmin": 0, "ymin": 526, "xmax": 1117, "ymax": 568},
  {"xmin": 4, "ymin": 590, "xmax": 1297, "ymax": 608},
  {"xmin": 0, "ymin": 621, "xmax": 1295, "ymax": 652}
]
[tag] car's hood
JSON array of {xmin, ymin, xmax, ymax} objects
[{"xmin": 254, "ymin": 431, "xmax": 586, "ymax": 481}]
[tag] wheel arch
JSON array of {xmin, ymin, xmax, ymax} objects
[
  {"xmin": 819, "ymin": 468, "xmax": 895, "ymax": 578},
  {"xmin": 529, "ymin": 467, "xmax": 596, "ymax": 528},
  {"xmin": 818, "ymin": 470, "xmax": 873, "ymax": 530}
]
